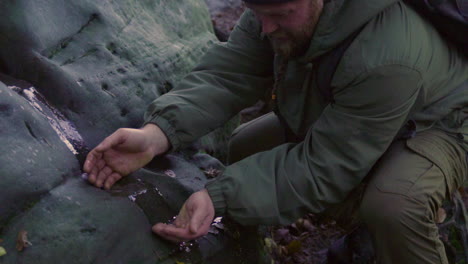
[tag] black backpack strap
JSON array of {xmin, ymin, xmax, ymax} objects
[
  {"xmin": 404, "ymin": 0, "xmax": 468, "ymax": 57},
  {"xmin": 313, "ymin": 26, "xmax": 366, "ymax": 104},
  {"xmin": 311, "ymin": 23, "xmax": 433, "ymax": 140}
]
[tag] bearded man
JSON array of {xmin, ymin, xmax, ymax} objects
[{"xmin": 83, "ymin": 0, "xmax": 468, "ymax": 263}]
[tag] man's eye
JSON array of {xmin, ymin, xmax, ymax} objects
[{"xmin": 270, "ymin": 13, "xmax": 286, "ymax": 19}]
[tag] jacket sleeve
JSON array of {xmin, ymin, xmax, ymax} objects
[
  {"xmin": 144, "ymin": 10, "xmax": 274, "ymax": 150},
  {"xmin": 206, "ymin": 65, "xmax": 423, "ymax": 225}
]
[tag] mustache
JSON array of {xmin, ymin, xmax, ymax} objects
[{"xmin": 267, "ymin": 31, "xmax": 290, "ymax": 40}]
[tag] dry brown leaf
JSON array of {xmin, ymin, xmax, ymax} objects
[
  {"xmin": 286, "ymin": 240, "xmax": 302, "ymax": 255},
  {"xmin": 279, "ymin": 245, "xmax": 288, "ymax": 256},
  {"xmin": 16, "ymin": 230, "xmax": 32, "ymax": 252},
  {"xmin": 458, "ymin": 187, "xmax": 466, "ymax": 197},
  {"xmin": 436, "ymin": 208, "xmax": 447, "ymax": 224},
  {"xmin": 0, "ymin": 238, "xmax": 3, "ymax": 243},
  {"xmin": 303, "ymin": 219, "xmax": 316, "ymax": 232},
  {"xmin": 264, "ymin": 237, "xmax": 277, "ymax": 254},
  {"xmin": 203, "ymin": 168, "xmax": 221, "ymax": 178}
]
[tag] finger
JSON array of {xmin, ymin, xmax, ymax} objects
[
  {"xmin": 174, "ymin": 206, "xmax": 189, "ymax": 228},
  {"xmin": 88, "ymin": 165, "xmax": 99, "ymax": 184},
  {"xmin": 88, "ymin": 159, "xmax": 106, "ymax": 184},
  {"xmin": 152, "ymin": 224, "xmax": 182, "ymax": 243},
  {"xmin": 153, "ymin": 223, "xmax": 195, "ymax": 242},
  {"xmin": 189, "ymin": 207, "xmax": 210, "ymax": 234},
  {"xmin": 153, "ymin": 223, "xmax": 185, "ymax": 243},
  {"xmin": 173, "ymin": 217, "xmax": 187, "ymax": 229},
  {"xmin": 84, "ymin": 150, "xmax": 102, "ymax": 183},
  {"xmin": 104, "ymin": 173, "xmax": 122, "ymax": 190},
  {"xmin": 83, "ymin": 151, "xmax": 100, "ymax": 173},
  {"xmin": 96, "ymin": 159, "xmax": 106, "ymax": 170},
  {"xmin": 95, "ymin": 166, "xmax": 112, "ymax": 188}
]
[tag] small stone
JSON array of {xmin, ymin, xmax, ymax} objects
[
  {"xmin": 164, "ymin": 170, "xmax": 176, "ymax": 178},
  {"xmin": 81, "ymin": 173, "xmax": 89, "ymax": 180}
]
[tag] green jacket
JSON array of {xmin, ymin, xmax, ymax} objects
[{"xmin": 144, "ymin": 0, "xmax": 468, "ymax": 225}]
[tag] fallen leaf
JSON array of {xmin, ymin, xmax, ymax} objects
[
  {"xmin": 302, "ymin": 219, "xmax": 316, "ymax": 232},
  {"xmin": 295, "ymin": 218, "xmax": 305, "ymax": 229},
  {"xmin": 0, "ymin": 246, "xmax": 6, "ymax": 257},
  {"xmin": 211, "ymin": 222, "xmax": 224, "ymax": 230},
  {"xmin": 203, "ymin": 168, "xmax": 221, "ymax": 178},
  {"xmin": 286, "ymin": 240, "xmax": 302, "ymax": 255},
  {"xmin": 0, "ymin": 238, "xmax": 3, "ymax": 243},
  {"xmin": 458, "ymin": 187, "xmax": 466, "ymax": 197},
  {"xmin": 164, "ymin": 170, "xmax": 176, "ymax": 178},
  {"xmin": 436, "ymin": 208, "xmax": 447, "ymax": 224},
  {"xmin": 264, "ymin": 237, "xmax": 277, "ymax": 253},
  {"xmin": 16, "ymin": 230, "xmax": 32, "ymax": 252},
  {"xmin": 274, "ymin": 228, "xmax": 290, "ymax": 244},
  {"xmin": 279, "ymin": 245, "xmax": 288, "ymax": 256}
]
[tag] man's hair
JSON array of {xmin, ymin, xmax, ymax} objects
[{"xmin": 243, "ymin": 0, "xmax": 295, "ymax": 4}]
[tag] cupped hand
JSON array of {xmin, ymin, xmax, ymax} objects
[
  {"xmin": 83, "ymin": 124, "xmax": 170, "ymax": 189},
  {"xmin": 152, "ymin": 189, "xmax": 215, "ymax": 243}
]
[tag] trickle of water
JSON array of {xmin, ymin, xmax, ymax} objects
[
  {"xmin": 128, "ymin": 189, "xmax": 148, "ymax": 202},
  {"xmin": 8, "ymin": 86, "xmax": 86, "ymax": 155},
  {"xmin": 178, "ymin": 241, "xmax": 195, "ymax": 253}
]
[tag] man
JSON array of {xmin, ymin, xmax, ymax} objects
[{"xmin": 83, "ymin": 0, "xmax": 468, "ymax": 262}]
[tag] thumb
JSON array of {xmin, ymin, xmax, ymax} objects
[
  {"xmin": 188, "ymin": 191, "xmax": 213, "ymax": 234},
  {"xmin": 189, "ymin": 206, "xmax": 208, "ymax": 234},
  {"xmin": 152, "ymin": 223, "xmax": 166, "ymax": 234}
]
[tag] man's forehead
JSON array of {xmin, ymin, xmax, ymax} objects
[
  {"xmin": 245, "ymin": 2, "xmax": 296, "ymax": 15},
  {"xmin": 243, "ymin": 0, "xmax": 296, "ymax": 5}
]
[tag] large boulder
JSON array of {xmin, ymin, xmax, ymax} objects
[
  {"xmin": 0, "ymin": 0, "xmax": 217, "ymax": 147},
  {"xmin": 0, "ymin": 80, "xmax": 81, "ymax": 232},
  {"xmin": 0, "ymin": 1, "xmax": 264, "ymax": 263}
]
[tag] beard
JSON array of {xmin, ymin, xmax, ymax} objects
[
  {"xmin": 268, "ymin": 26, "xmax": 314, "ymax": 59},
  {"xmin": 267, "ymin": 1, "xmax": 322, "ymax": 59}
]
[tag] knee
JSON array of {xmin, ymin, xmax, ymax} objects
[{"xmin": 360, "ymin": 185, "xmax": 423, "ymax": 231}]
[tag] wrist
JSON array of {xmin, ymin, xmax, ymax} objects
[
  {"xmin": 142, "ymin": 123, "xmax": 171, "ymax": 156},
  {"xmin": 205, "ymin": 180, "xmax": 227, "ymax": 216}
]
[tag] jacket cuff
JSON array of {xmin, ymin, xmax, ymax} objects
[
  {"xmin": 143, "ymin": 115, "xmax": 181, "ymax": 151},
  {"xmin": 206, "ymin": 179, "xmax": 227, "ymax": 216}
]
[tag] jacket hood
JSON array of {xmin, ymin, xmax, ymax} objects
[{"xmin": 298, "ymin": 0, "xmax": 399, "ymax": 62}]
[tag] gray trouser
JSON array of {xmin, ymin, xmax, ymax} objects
[{"xmin": 228, "ymin": 112, "xmax": 467, "ymax": 264}]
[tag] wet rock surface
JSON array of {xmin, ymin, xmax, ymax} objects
[
  {"xmin": 0, "ymin": 77, "xmax": 262, "ymax": 263},
  {"xmin": 0, "ymin": 1, "xmax": 264, "ymax": 263},
  {"xmin": 0, "ymin": 80, "xmax": 81, "ymax": 234},
  {"xmin": 0, "ymin": 0, "xmax": 217, "ymax": 148}
]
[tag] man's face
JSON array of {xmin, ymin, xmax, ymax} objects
[{"xmin": 246, "ymin": 0, "xmax": 323, "ymax": 59}]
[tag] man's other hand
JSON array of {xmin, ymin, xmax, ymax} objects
[
  {"xmin": 83, "ymin": 124, "xmax": 170, "ymax": 190},
  {"xmin": 152, "ymin": 189, "xmax": 215, "ymax": 243}
]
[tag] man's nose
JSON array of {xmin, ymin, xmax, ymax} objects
[{"xmin": 260, "ymin": 17, "xmax": 278, "ymax": 34}]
